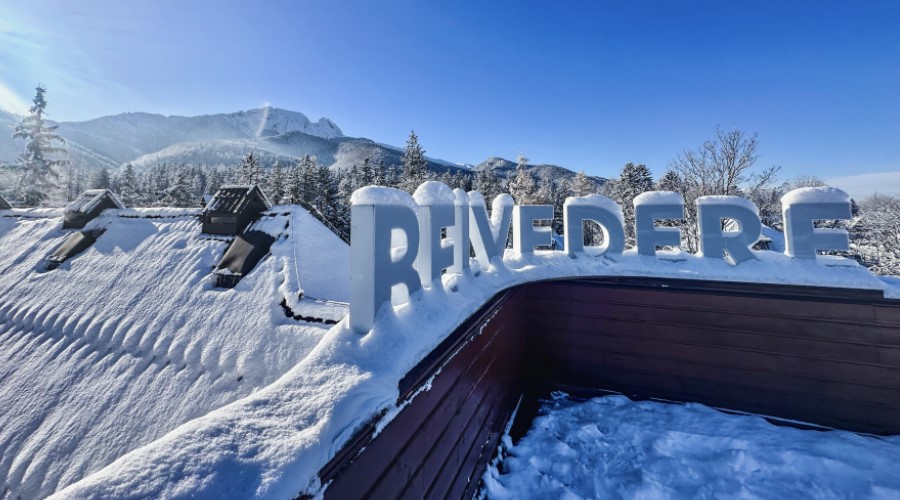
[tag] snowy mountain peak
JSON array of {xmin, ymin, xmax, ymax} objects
[{"xmin": 225, "ymin": 107, "xmax": 343, "ymax": 139}]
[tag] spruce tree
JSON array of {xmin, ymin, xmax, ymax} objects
[
  {"xmin": 538, "ymin": 172, "xmax": 569, "ymax": 236},
  {"xmin": 401, "ymin": 130, "xmax": 428, "ymax": 193},
  {"xmin": 451, "ymin": 170, "xmax": 468, "ymax": 191},
  {"xmin": 508, "ymin": 155, "xmax": 538, "ymax": 204},
  {"xmin": 91, "ymin": 167, "xmax": 111, "ymax": 189},
  {"xmin": 190, "ymin": 165, "xmax": 207, "ymax": 199},
  {"xmin": 12, "ymin": 85, "xmax": 68, "ymax": 206},
  {"xmin": 656, "ymin": 169, "xmax": 684, "ymax": 193},
  {"xmin": 347, "ymin": 164, "xmax": 360, "ymax": 192},
  {"xmin": 119, "ymin": 164, "xmax": 140, "ymax": 206},
  {"xmin": 317, "ymin": 163, "xmax": 339, "ymax": 217},
  {"xmin": 439, "ymin": 170, "xmax": 454, "ymax": 187},
  {"xmin": 165, "ymin": 165, "xmax": 194, "ymax": 207},
  {"xmin": 64, "ymin": 162, "xmax": 86, "ymax": 201},
  {"xmin": 616, "ymin": 162, "xmax": 654, "ymax": 246},
  {"xmin": 239, "ymin": 152, "xmax": 262, "ymax": 185},
  {"xmin": 287, "ymin": 161, "xmax": 302, "ymax": 203},
  {"xmin": 206, "ymin": 168, "xmax": 223, "ymax": 196},
  {"xmin": 337, "ymin": 168, "xmax": 356, "ymax": 223},
  {"xmin": 570, "ymin": 170, "xmax": 595, "ymax": 196},
  {"xmin": 475, "ymin": 167, "xmax": 503, "ymax": 203},
  {"xmin": 268, "ymin": 160, "xmax": 286, "ymax": 203},
  {"xmin": 372, "ymin": 159, "xmax": 387, "ymax": 186},
  {"xmin": 360, "ymin": 158, "xmax": 374, "ymax": 186},
  {"xmin": 301, "ymin": 155, "xmax": 319, "ymax": 204}
]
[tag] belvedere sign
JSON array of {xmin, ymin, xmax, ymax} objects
[{"xmin": 349, "ymin": 182, "xmax": 851, "ymax": 334}]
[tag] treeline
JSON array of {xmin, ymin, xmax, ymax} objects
[{"xmin": 4, "ymin": 85, "xmax": 899, "ymax": 276}]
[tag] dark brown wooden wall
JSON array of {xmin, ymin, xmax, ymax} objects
[
  {"xmin": 321, "ymin": 289, "xmax": 526, "ymax": 500},
  {"xmin": 524, "ymin": 278, "xmax": 900, "ymax": 435},
  {"xmin": 317, "ymin": 278, "xmax": 900, "ymax": 500}
]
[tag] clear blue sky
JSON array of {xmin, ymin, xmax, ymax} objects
[{"xmin": 1, "ymin": 0, "xmax": 898, "ymax": 196}]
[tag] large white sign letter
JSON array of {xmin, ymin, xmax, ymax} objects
[
  {"xmin": 634, "ymin": 191, "xmax": 684, "ymax": 256},
  {"xmin": 414, "ymin": 181, "xmax": 455, "ymax": 286},
  {"xmin": 468, "ymin": 192, "xmax": 513, "ymax": 269},
  {"xmin": 564, "ymin": 194, "xmax": 625, "ymax": 256},
  {"xmin": 349, "ymin": 187, "xmax": 422, "ymax": 334},
  {"xmin": 513, "ymin": 205, "xmax": 553, "ymax": 256},
  {"xmin": 782, "ymin": 187, "xmax": 852, "ymax": 259},
  {"xmin": 450, "ymin": 188, "xmax": 470, "ymax": 274},
  {"xmin": 696, "ymin": 196, "xmax": 761, "ymax": 264}
]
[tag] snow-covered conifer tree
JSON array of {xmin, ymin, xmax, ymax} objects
[
  {"xmin": 165, "ymin": 165, "xmax": 194, "ymax": 207},
  {"xmin": 119, "ymin": 164, "xmax": 140, "ymax": 206},
  {"xmin": 359, "ymin": 158, "xmax": 374, "ymax": 186},
  {"xmin": 268, "ymin": 161, "xmax": 286, "ymax": 203},
  {"xmin": 451, "ymin": 170, "xmax": 470, "ymax": 191},
  {"xmin": 475, "ymin": 167, "xmax": 503, "ymax": 203},
  {"xmin": 400, "ymin": 131, "xmax": 428, "ymax": 193},
  {"xmin": 372, "ymin": 159, "xmax": 387, "ymax": 186},
  {"xmin": 615, "ymin": 163, "xmax": 654, "ymax": 246},
  {"xmin": 655, "ymin": 169, "xmax": 683, "ymax": 193},
  {"xmin": 91, "ymin": 167, "xmax": 111, "ymax": 190},
  {"xmin": 12, "ymin": 85, "xmax": 68, "ymax": 206},
  {"xmin": 287, "ymin": 161, "xmax": 302, "ymax": 203},
  {"xmin": 508, "ymin": 155, "xmax": 538, "ymax": 204},
  {"xmin": 296, "ymin": 155, "xmax": 317, "ymax": 204},
  {"xmin": 570, "ymin": 170, "xmax": 596, "ymax": 197},
  {"xmin": 239, "ymin": 152, "xmax": 262, "ymax": 185}
]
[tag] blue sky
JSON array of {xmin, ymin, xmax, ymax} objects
[{"xmin": 1, "ymin": 0, "xmax": 898, "ymax": 196}]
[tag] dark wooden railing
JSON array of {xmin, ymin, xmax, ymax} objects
[{"xmin": 315, "ymin": 277, "xmax": 900, "ymax": 500}]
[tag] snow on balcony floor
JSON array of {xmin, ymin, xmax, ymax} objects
[{"xmin": 482, "ymin": 393, "xmax": 900, "ymax": 499}]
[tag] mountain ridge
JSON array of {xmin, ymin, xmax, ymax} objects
[{"xmin": 0, "ymin": 106, "xmax": 600, "ymax": 184}]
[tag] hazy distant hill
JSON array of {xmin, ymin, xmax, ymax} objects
[
  {"xmin": 0, "ymin": 106, "xmax": 465, "ymax": 176},
  {"xmin": 54, "ymin": 107, "xmax": 344, "ymax": 168},
  {"xmin": 0, "ymin": 110, "xmax": 20, "ymax": 162},
  {"xmin": 0, "ymin": 106, "xmax": 604, "ymax": 187},
  {"xmin": 475, "ymin": 156, "xmax": 606, "ymax": 184},
  {"xmin": 125, "ymin": 131, "xmax": 461, "ymax": 175}
]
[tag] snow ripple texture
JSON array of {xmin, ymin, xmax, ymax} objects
[
  {"xmin": 26, "ymin": 214, "xmax": 900, "ymax": 498},
  {"xmin": 0, "ymin": 210, "xmax": 341, "ymax": 499},
  {"xmin": 483, "ymin": 394, "xmax": 900, "ymax": 499}
]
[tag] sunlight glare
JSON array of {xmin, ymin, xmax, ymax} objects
[
  {"xmin": 255, "ymin": 101, "xmax": 271, "ymax": 137},
  {"xmin": 0, "ymin": 81, "xmax": 28, "ymax": 115}
]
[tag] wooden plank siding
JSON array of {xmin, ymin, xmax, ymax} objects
[
  {"xmin": 524, "ymin": 279, "xmax": 900, "ymax": 435},
  {"xmin": 320, "ymin": 289, "xmax": 526, "ymax": 500},
  {"xmin": 317, "ymin": 277, "xmax": 900, "ymax": 499}
]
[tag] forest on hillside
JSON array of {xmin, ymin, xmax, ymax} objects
[{"xmin": 3, "ymin": 86, "xmax": 899, "ymax": 276}]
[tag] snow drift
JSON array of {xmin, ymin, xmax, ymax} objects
[
  {"xmin": 0, "ymin": 206, "xmax": 348, "ymax": 499},
  {"xmin": 0, "ymin": 194, "xmax": 898, "ymax": 498}
]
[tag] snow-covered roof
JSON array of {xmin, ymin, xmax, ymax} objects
[
  {"xmin": 64, "ymin": 189, "xmax": 125, "ymax": 214},
  {"xmin": 0, "ymin": 193, "xmax": 11, "ymax": 210},
  {"xmin": 204, "ymin": 185, "xmax": 272, "ymax": 215},
  {"xmin": 45, "ymin": 229, "xmax": 103, "ymax": 264},
  {"xmin": 213, "ymin": 230, "xmax": 276, "ymax": 278},
  {"xmin": 0, "ymin": 206, "xmax": 348, "ymax": 498}
]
